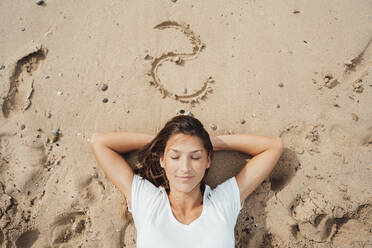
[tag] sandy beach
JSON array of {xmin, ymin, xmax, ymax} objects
[{"xmin": 0, "ymin": 0, "xmax": 371, "ymax": 247}]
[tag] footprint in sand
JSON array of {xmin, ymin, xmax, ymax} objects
[
  {"xmin": 15, "ymin": 229, "xmax": 40, "ymax": 248},
  {"xmin": 0, "ymin": 132, "xmax": 48, "ymax": 191},
  {"xmin": 289, "ymin": 191, "xmax": 336, "ymax": 242},
  {"xmin": 331, "ymin": 204, "xmax": 372, "ymax": 248},
  {"xmin": 77, "ymin": 172, "xmax": 106, "ymax": 202},
  {"xmin": 289, "ymin": 190, "xmax": 372, "ymax": 245},
  {"xmin": 146, "ymin": 20, "xmax": 214, "ymax": 105},
  {"xmin": 48, "ymin": 211, "xmax": 90, "ymax": 246},
  {"xmin": 0, "ymin": 132, "xmax": 49, "ymax": 247},
  {"xmin": 1, "ymin": 44, "xmax": 47, "ymax": 118}
]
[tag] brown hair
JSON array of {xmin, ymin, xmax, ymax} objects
[{"xmin": 120, "ymin": 115, "xmax": 214, "ymax": 222}]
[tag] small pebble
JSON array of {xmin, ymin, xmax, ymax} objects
[
  {"xmin": 351, "ymin": 113, "xmax": 359, "ymax": 121},
  {"xmin": 57, "ymin": 90, "xmax": 63, "ymax": 95},
  {"xmin": 240, "ymin": 119, "xmax": 246, "ymax": 124},
  {"xmin": 36, "ymin": 134, "xmax": 40, "ymax": 138},
  {"xmin": 344, "ymin": 60, "xmax": 353, "ymax": 67},
  {"xmin": 276, "ymin": 104, "xmax": 280, "ymax": 108},
  {"xmin": 21, "ymin": 27, "xmax": 26, "ymax": 31},
  {"xmin": 210, "ymin": 123, "xmax": 217, "ymax": 131},
  {"xmin": 293, "ymin": 10, "xmax": 300, "ymax": 14},
  {"xmin": 35, "ymin": 0, "xmax": 44, "ymax": 5},
  {"xmin": 352, "ymin": 80, "xmax": 364, "ymax": 93},
  {"xmin": 144, "ymin": 53, "xmax": 150, "ymax": 59},
  {"xmin": 344, "ymin": 60, "xmax": 352, "ymax": 65},
  {"xmin": 50, "ymin": 135, "xmax": 58, "ymax": 143},
  {"xmin": 37, "ymin": 128, "xmax": 42, "ymax": 132},
  {"xmin": 184, "ymin": 110, "xmax": 191, "ymax": 116},
  {"xmin": 1, "ymin": 96, "xmax": 6, "ymax": 100},
  {"xmin": 278, "ymin": 82, "xmax": 284, "ymax": 87},
  {"xmin": 51, "ymin": 129, "xmax": 59, "ymax": 136},
  {"xmin": 55, "ymin": 160, "xmax": 60, "ymax": 165},
  {"xmin": 174, "ymin": 56, "xmax": 182, "ymax": 64},
  {"xmin": 44, "ymin": 75, "xmax": 50, "ymax": 79},
  {"xmin": 324, "ymin": 72, "xmax": 333, "ymax": 80},
  {"xmin": 182, "ymin": 88, "xmax": 187, "ymax": 94},
  {"xmin": 171, "ymin": 0, "xmax": 177, "ymax": 2},
  {"xmin": 176, "ymin": 109, "xmax": 186, "ymax": 115},
  {"xmin": 101, "ymin": 84, "xmax": 108, "ymax": 91},
  {"xmin": 58, "ymin": 72, "xmax": 63, "ymax": 77},
  {"xmin": 0, "ymin": 65, "xmax": 5, "ymax": 70},
  {"xmin": 102, "ymin": 98, "xmax": 108, "ymax": 103},
  {"xmin": 325, "ymin": 79, "xmax": 339, "ymax": 89},
  {"xmin": 20, "ymin": 124, "xmax": 26, "ymax": 130}
]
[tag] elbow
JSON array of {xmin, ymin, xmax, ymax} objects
[{"xmin": 274, "ymin": 138, "xmax": 284, "ymax": 151}]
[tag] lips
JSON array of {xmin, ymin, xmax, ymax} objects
[{"xmin": 177, "ymin": 176, "xmax": 194, "ymax": 181}]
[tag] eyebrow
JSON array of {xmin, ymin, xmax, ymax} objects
[{"xmin": 169, "ymin": 149, "xmax": 202, "ymax": 153}]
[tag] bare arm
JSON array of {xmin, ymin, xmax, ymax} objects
[
  {"xmin": 90, "ymin": 132, "xmax": 155, "ymax": 207},
  {"xmin": 211, "ymin": 134, "xmax": 284, "ymax": 204}
]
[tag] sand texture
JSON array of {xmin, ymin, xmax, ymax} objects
[{"xmin": 0, "ymin": 0, "xmax": 372, "ymax": 247}]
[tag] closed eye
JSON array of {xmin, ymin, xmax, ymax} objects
[{"xmin": 170, "ymin": 157, "xmax": 200, "ymax": 160}]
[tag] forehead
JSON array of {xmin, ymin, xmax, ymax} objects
[{"xmin": 165, "ymin": 133, "xmax": 204, "ymax": 152}]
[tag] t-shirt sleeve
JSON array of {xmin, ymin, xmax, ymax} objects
[
  {"xmin": 210, "ymin": 176, "xmax": 243, "ymax": 227},
  {"xmin": 126, "ymin": 174, "xmax": 161, "ymax": 229}
]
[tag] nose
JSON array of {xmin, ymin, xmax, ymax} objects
[{"xmin": 179, "ymin": 157, "xmax": 192, "ymax": 173}]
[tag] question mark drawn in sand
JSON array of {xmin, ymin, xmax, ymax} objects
[{"xmin": 146, "ymin": 21, "xmax": 214, "ymax": 104}]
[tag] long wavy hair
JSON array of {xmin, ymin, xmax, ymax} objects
[{"xmin": 120, "ymin": 115, "xmax": 214, "ymax": 222}]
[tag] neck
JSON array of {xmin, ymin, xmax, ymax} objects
[{"xmin": 168, "ymin": 184, "xmax": 203, "ymax": 214}]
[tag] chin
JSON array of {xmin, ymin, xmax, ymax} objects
[{"xmin": 173, "ymin": 181, "xmax": 200, "ymax": 193}]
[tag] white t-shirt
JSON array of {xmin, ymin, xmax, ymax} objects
[{"xmin": 127, "ymin": 174, "xmax": 243, "ymax": 248}]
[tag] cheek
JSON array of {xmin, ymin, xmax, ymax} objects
[{"xmin": 164, "ymin": 159, "xmax": 177, "ymax": 171}]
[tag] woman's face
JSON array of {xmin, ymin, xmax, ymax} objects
[{"xmin": 160, "ymin": 133, "xmax": 211, "ymax": 194}]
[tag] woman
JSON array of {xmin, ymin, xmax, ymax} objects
[{"xmin": 90, "ymin": 115, "xmax": 283, "ymax": 248}]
